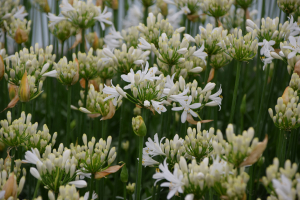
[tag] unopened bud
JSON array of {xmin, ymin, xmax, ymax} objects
[{"xmin": 132, "ymin": 116, "xmax": 147, "ymax": 136}]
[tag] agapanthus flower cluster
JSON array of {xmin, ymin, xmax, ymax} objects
[
  {"xmin": 71, "ymin": 135, "xmax": 117, "ymax": 175},
  {"xmin": 49, "ymin": 20, "xmax": 77, "ymax": 43},
  {"xmin": 104, "ymin": 62, "xmax": 168, "ymax": 114},
  {"xmin": 25, "ymin": 145, "xmax": 87, "ymax": 193},
  {"xmin": 269, "ymin": 82, "xmax": 300, "ymax": 131},
  {"xmin": 43, "ymin": 56, "xmax": 79, "ymax": 86},
  {"xmin": 218, "ymin": 28, "xmax": 258, "ymax": 61},
  {"xmin": 142, "ymin": 133, "xmax": 185, "ymax": 169},
  {"xmin": 195, "ymin": 24, "xmax": 228, "ymax": 55},
  {"xmin": 137, "ymin": 13, "xmax": 185, "ymax": 48},
  {"xmin": 200, "ymin": 0, "xmax": 234, "ymax": 18},
  {"xmin": 0, "ymin": 1, "xmax": 27, "ymax": 28},
  {"xmin": 277, "ymin": 0, "xmax": 300, "ymax": 15},
  {"xmin": 213, "ymin": 124, "xmax": 268, "ymax": 168},
  {"xmin": 77, "ymin": 83, "xmax": 122, "ymax": 120},
  {"xmin": 280, "ymin": 36, "xmax": 300, "ymax": 73},
  {"xmin": 148, "ymin": 33, "xmax": 206, "ymax": 78},
  {"xmin": 121, "ymin": 26, "xmax": 140, "ymax": 48},
  {"xmin": 0, "ymin": 158, "xmax": 26, "ymax": 178},
  {"xmin": 49, "ymin": 0, "xmax": 111, "ymax": 30},
  {"xmin": 3, "ymin": 16, "xmax": 31, "ymax": 44},
  {"xmin": 48, "ymin": 185, "xmax": 94, "ymax": 200},
  {"xmin": 247, "ymin": 17, "xmax": 300, "ymax": 47},
  {"xmin": 210, "ymin": 52, "xmax": 233, "ymax": 69},
  {"xmin": 169, "ymin": 80, "xmax": 223, "ymax": 123},
  {"xmin": 86, "ymin": 32, "xmax": 104, "ymax": 50},
  {"xmin": 0, "ymin": 170, "xmax": 25, "ymax": 200},
  {"xmin": 102, "ymin": 44, "xmax": 150, "ymax": 74},
  {"xmin": 4, "ymin": 44, "xmax": 55, "ymax": 86},
  {"xmin": 0, "ymin": 111, "xmax": 38, "ymax": 148},
  {"xmin": 261, "ymin": 158, "xmax": 300, "ymax": 200}
]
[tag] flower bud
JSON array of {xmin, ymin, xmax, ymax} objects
[
  {"xmin": 120, "ymin": 164, "xmax": 128, "ymax": 183},
  {"xmin": 18, "ymin": 71, "xmax": 30, "ymax": 102},
  {"xmin": 132, "ymin": 116, "xmax": 147, "ymax": 136},
  {"xmin": 14, "ymin": 27, "xmax": 28, "ymax": 44}
]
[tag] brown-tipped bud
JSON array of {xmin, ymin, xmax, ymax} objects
[
  {"xmin": 96, "ymin": 0, "xmax": 103, "ymax": 7},
  {"xmin": 8, "ymin": 83, "xmax": 18, "ymax": 100},
  {"xmin": 14, "ymin": 27, "xmax": 28, "ymax": 44},
  {"xmin": 101, "ymin": 101, "xmax": 116, "ymax": 120},
  {"xmin": 18, "ymin": 71, "xmax": 30, "ymax": 102},
  {"xmin": 3, "ymin": 173, "xmax": 18, "ymax": 199},
  {"xmin": 71, "ymin": 58, "xmax": 79, "ymax": 85},
  {"xmin": 160, "ymin": 2, "xmax": 168, "ymax": 17},
  {"xmin": 0, "ymin": 55, "xmax": 4, "ymax": 80},
  {"xmin": 282, "ymin": 86, "xmax": 289, "ymax": 105},
  {"xmin": 207, "ymin": 68, "xmax": 215, "ymax": 83},
  {"xmin": 132, "ymin": 115, "xmax": 147, "ymax": 136},
  {"xmin": 294, "ymin": 60, "xmax": 300, "ymax": 77},
  {"xmin": 187, "ymin": 14, "xmax": 199, "ymax": 22},
  {"xmin": 92, "ymin": 32, "xmax": 99, "ymax": 50},
  {"xmin": 43, "ymin": 0, "xmax": 51, "ymax": 13},
  {"xmin": 112, "ymin": 0, "xmax": 118, "ymax": 10}
]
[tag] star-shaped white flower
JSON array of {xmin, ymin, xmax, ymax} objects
[
  {"xmin": 258, "ymin": 39, "xmax": 275, "ymax": 57},
  {"xmin": 172, "ymin": 96, "xmax": 201, "ymax": 123},
  {"xmin": 193, "ymin": 43, "xmax": 208, "ymax": 64},
  {"xmin": 47, "ymin": 13, "xmax": 66, "ymax": 27},
  {"xmin": 283, "ymin": 36, "xmax": 300, "ymax": 59},
  {"xmin": 94, "ymin": 6, "xmax": 113, "ymax": 30}
]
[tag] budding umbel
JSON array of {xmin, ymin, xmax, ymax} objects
[{"xmin": 132, "ymin": 116, "xmax": 147, "ymax": 136}]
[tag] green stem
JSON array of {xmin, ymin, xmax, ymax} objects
[
  {"xmin": 18, "ymin": 44, "xmax": 22, "ymax": 52},
  {"xmin": 135, "ymin": 135, "xmax": 144, "ymax": 200},
  {"xmin": 67, "ymin": 87, "xmax": 72, "ymax": 145},
  {"xmin": 100, "ymin": 179, "xmax": 104, "ymax": 200},
  {"xmin": 61, "ymin": 41, "xmax": 64, "ymax": 59},
  {"xmin": 229, "ymin": 61, "xmax": 242, "ymax": 123},
  {"xmin": 204, "ymin": 55, "xmax": 211, "ymax": 85},
  {"xmin": 255, "ymin": 64, "xmax": 270, "ymax": 138},
  {"xmin": 277, "ymin": 129, "xmax": 287, "ymax": 167},
  {"xmin": 46, "ymin": 78, "xmax": 51, "ymax": 128},
  {"xmin": 4, "ymin": 31, "xmax": 7, "ymax": 52},
  {"xmin": 143, "ymin": 6, "xmax": 149, "ymax": 25},
  {"xmin": 113, "ymin": 9, "xmax": 118, "ymax": 31},
  {"xmin": 22, "ymin": 102, "xmax": 26, "ymax": 112},
  {"xmin": 102, "ymin": 120, "xmax": 107, "ymax": 139},
  {"xmin": 89, "ymin": 175, "xmax": 95, "ymax": 199},
  {"xmin": 215, "ymin": 17, "xmax": 219, "ymax": 28},
  {"xmin": 10, "ymin": 148, "xmax": 15, "ymax": 173},
  {"xmin": 151, "ymin": 184, "xmax": 156, "ymax": 200},
  {"xmin": 186, "ymin": 19, "xmax": 191, "ymax": 34},
  {"xmin": 243, "ymin": 8, "xmax": 246, "ymax": 34},
  {"xmin": 287, "ymin": 130, "xmax": 297, "ymax": 163},
  {"xmin": 80, "ymin": 29, "xmax": 85, "ymax": 53},
  {"xmin": 32, "ymin": 180, "xmax": 41, "ymax": 199},
  {"xmin": 40, "ymin": 12, "xmax": 44, "ymax": 48},
  {"xmin": 180, "ymin": 122, "xmax": 187, "ymax": 138},
  {"xmin": 124, "ymin": 183, "xmax": 127, "ymax": 200}
]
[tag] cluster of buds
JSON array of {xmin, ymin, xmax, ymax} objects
[
  {"xmin": 102, "ymin": 44, "xmax": 150, "ymax": 74},
  {"xmin": 44, "ymin": 57, "xmax": 79, "ymax": 86},
  {"xmin": 0, "ymin": 158, "xmax": 26, "ymax": 178},
  {"xmin": 0, "ymin": 112, "xmax": 37, "ymax": 148},
  {"xmin": 221, "ymin": 8, "xmax": 245, "ymax": 32},
  {"xmin": 147, "ymin": 33, "xmax": 206, "ymax": 78},
  {"xmin": 218, "ymin": 28, "xmax": 258, "ymax": 62},
  {"xmin": 280, "ymin": 36, "xmax": 300, "ymax": 73},
  {"xmin": 49, "ymin": 20, "xmax": 77, "ymax": 43},
  {"xmin": 4, "ymin": 16, "xmax": 31, "ymax": 44},
  {"xmin": 0, "ymin": 170, "xmax": 25, "ymax": 200},
  {"xmin": 72, "ymin": 135, "xmax": 117, "ymax": 176},
  {"xmin": 77, "ymin": 84, "xmax": 120, "ymax": 120},
  {"xmin": 33, "ymin": 0, "xmax": 51, "ymax": 13},
  {"xmin": 4, "ymin": 44, "xmax": 55, "ymax": 86},
  {"xmin": 48, "ymin": 185, "xmax": 87, "ymax": 200},
  {"xmin": 26, "ymin": 145, "xmax": 87, "ymax": 193},
  {"xmin": 59, "ymin": 0, "xmax": 104, "ymax": 29},
  {"xmin": 137, "ymin": 13, "xmax": 185, "ymax": 48},
  {"xmin": 168, "ymin": 79, "xmax": 223, "ymax": 123},
  {"xmin": 126, "ymin": 183, "xmax": 135, "ymax": 195},
  {"xmin": 269, "ymin": 85, "xmax": 300, "ymax": 131},
  {"xmin": 246, "ymin": 17, "xmax": 297, "ymax": 48},
  {"xmin": 277, "ymin": 0, "xmax": 300, "ymax": 15},
  {"xmin": 200, "ymin": 0, "xmax": 234, "ymax": 18},
  {"xmin": 210, "ymin": 52, "xmax": 233, "ymax": 69},
  {"xmin": 261, "ymin": 158, "xmax": 300, "ymax": 200},
  {"xmin": 213, "ymin": 124, "xmax": 268, "ymax": 168},
  {"xmin": 121, "ymin": 26, "xmax": 140, "ymax": 48},
  {"xmin": 184, "ymin": 124, "xmax": 216, "ymax": 162},
  {"xmin": 195, "ymin": 24, "xmax": 228, "ymax": 55},
  {"xmin": 86, "ymin": 32, "xmax": 104, "ymax": 50},
  {"xmin": 142, "ymin": 133, "xmax": 185, "ymax": 170},
  {"xmin": 94, "ymin": 49, "xmax": 115, "ymax": 80},
  {"xmin": 0, "ymin": 0, "xmax": 20, "ymax": 26}
]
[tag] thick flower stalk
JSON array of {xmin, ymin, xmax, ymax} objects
[
  {"xmin": 102, "ymin": 44, "xmax": 150, "ymax": 74},
  {"xmin": 26, "ymin": 145, "xmax": 87, "ymax": 193},
  {"xmin": 261, "ymin": 158, "xmax": 300, "ymax": 200}
]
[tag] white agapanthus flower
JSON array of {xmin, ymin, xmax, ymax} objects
[
  {"xmin": 172, "ymin": 96, "xmax": 202, "ymax": 123},
  {"xmin": 283, "ymin": 36, "xmax": 300, "ymax": 59},
  {"xmin": 144, "ymin": 133, "xmax": 165, "ymax": 156},
  {"xmin": 94, "ymin": 6, "xmax": 113, "ymax": 30}
]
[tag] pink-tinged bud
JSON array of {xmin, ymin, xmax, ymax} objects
[{"xmin": 18, "ymin": 71, "xmax": 30, "ymax": 102}]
